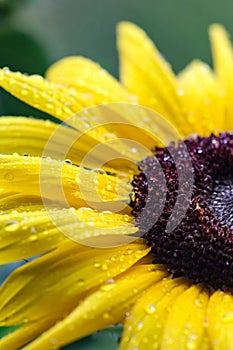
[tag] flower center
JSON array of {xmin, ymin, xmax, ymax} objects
[{"xmin": 131, "ymin": 133, "xmax": 233, "ymax": 290}]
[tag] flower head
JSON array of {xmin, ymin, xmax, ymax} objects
[{"xmin": 0, "ymin": 22, "xmax": 233, "ymax": 350}]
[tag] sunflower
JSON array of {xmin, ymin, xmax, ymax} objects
[{"xmin": 0, "ymin": 21, "xmax": 233, "ymax": 350}]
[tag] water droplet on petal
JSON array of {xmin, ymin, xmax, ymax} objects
[
  {"xmin": 93, "ymin": 168, "xmax": 105, "ymax": 175},
  {"xmin": 5, "ymin": 220, "xmax": 19, "ymax": 231},
  {"xmin": 4, "ymin": 172, "xmax": 14, "ymax": 181},
  {"xmin": 222, "ymin": 311, "xmax": 233, "ymax": 323},
  {"xmin": 103, "ymin": 312, "xmax": 110, "ymax": 319},
  {"xmin": 94, "ymin": 263, "xmax": 101, "ymax": 268},
  {"xmin": 101, "ymin": 133, "xmax": 117, "ymax": 142},
  {"xmin": 101, "ymin": 263, "xmax": 108, "ymax": 271},
  {"xmin": 64, "ymin": 159, "xmax": 72, "ymax": 165},
  {"xmin": 144, "ymin": 303, "xmax": 156, "ymax": 314},
  {"xmin": 31, "ymin": 226, "xmax": 37, "ymax": 234},
  {"xmin": 137, "ymin": 321, "xmax": 143, "ymax": 330}
]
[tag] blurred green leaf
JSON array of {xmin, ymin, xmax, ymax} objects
[
  {"xmin": 0, "ymin": 26, "xmax": 53, "ymax": 119},
  {"xmin": 0, "ymin": 0, "xmax": 29, "ymax": 19},
  {"xmin": 0, "ymin": 325, "xmax": 21, "ymax": 338}
]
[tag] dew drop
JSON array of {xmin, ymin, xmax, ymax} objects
[
  {"xmin": 137, "ymin": 321, "xmax": 143, "ymax": 330},
  {"xmin": 29, "ymin": 235, "xmax": 37, "ymax": 242},
  {"xmin": 194, "ymin": 297, "xmax": 203, "ymax": 308},
  {"xmin": 105, "ymin": 278, "xmax": 115, "ymax": 284},
  {"xmin": 94, "ymin": 263, "xmax": 101, "ymax": 268},
  {"xmin": 64, "ymin": 159, "xmax": 72, "ymax": 165},
  {"xmin": 93, "ymin": 168, "xmax": 105, "ymax": 175},
  {"xmin": 144, "ymin": 303, "xmax": 156, "ymax": 314},
  {"xmin": 222, "ymin": 311, "xmax": 233, "ymax": 323},
  {"xmin": 177, "ymin": 89, "xmax": 184, "ymax": 96},
  {"xmin": 31, "ymin": 226, "xmax": 37, "ymax": 234},
  {"xmin": 101, "ymin": 263, "xmax": 108, "ymax": 271},
  {"xmin": 187, "ymin": 334, "xmax": 197, "ymax": 349},
  {"xmin": 5, "ymin": 220, "xmax": 19, "ymax": 232},
  {"xmin": 103, "ymin": 312, "xmax": 110, "ymax": 319},
  {"xmin": 101, "ymin": 284, "xmax": 114, "ymax": 292},
  {"xmin": 101, "ymin": 133, "xmax": 117, "ymax": 142},
  {"xmin": 4, "ymin": 172, "xmax": 14, "ymax": 181},
  {"xmin": 105, "ymin": 183, "xmax": 113, "ymax": 191},
  {"xmin": 77, "ymin": 279, "xmax": 85, "ymax": 287},
  {"xmin": 3, "ymin": 66, "xmax": 10, "ymax": 74}
]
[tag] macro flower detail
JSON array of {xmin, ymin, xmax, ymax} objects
[{"xmin": 0, "ymin": 21, "xmax": 232, "ymax": 350}]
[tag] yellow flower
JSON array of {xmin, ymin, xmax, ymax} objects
[{"xmin": 0, "ymin": 21, "xmax": 233, "ymax": 350}]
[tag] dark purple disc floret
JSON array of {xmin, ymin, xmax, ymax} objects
[{"xmin": 131, "ymin": 133, "xmax": 233, "ymax": 290}]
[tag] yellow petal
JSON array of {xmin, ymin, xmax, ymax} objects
[
  {"xmin": 0, "ymin": 240, "xmax": 150, "ymax": 326},
  {"xmin": 178, "ymin": 60, "xmax": 224, "ymax": 135},
  {"xmin": 0, "ymin": 205, "xmax": 137, "ymax": 263},
  {"xmin": 117, "ymin": 22, "xmax": 187, "ymax": 136},
  {"xmin": 0, "ymin": 319, "xmax": 54, "ymax": 350},
  {"xmin": 0, "ymin": 116, "xmax": 103, "ymax": 168},
  {"xmin": 207, "ymin": 290, "xmax": 233, "ymax": 350},
  {"xmin": 0, "ymin": 153, "xmax": 131, "ymax": 210},
  {"xmin": 120, "ymin": 277, "xmax": 189, "ymax": 350},
  {"xmin": 209, "ymin": 24, "xmax": 233, "ymax": 131},
  {"xmin": 160, "ymin": 285, "xmax": 210, "ymax": 350},
  {"xmin": 47, "ymin": 58, "xmax": 180, "ymax": 150},
  {"xmin": 23, "ymin": 264, "xmax": 167, "ymax": 350},
  {"xmin": 46, "ymin": 56, "xmax": 133, "ymax": 104},
  {"xmin": 0, "ymin": 68, "xmax": 85, "ymax": 120}
]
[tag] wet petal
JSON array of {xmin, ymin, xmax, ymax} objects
[
  {"xmin": 209, "ymin": 24, "xmax": 233, "ymax": 130},
  {"xmin": 46, "ymin": 56, "xmax": 133, "ymax": 104},
  {"xmin": 0, "ymin": 153, "xmax": 131, "ymax": 210},
  {"xmin": 207, "ymin": 290, "xmax": 233, "ymax": 350},
  {"xmin": 0, "ymin": 70, "xmax": 156, "ymax": 165},
  {"xmin": 0, "ymin": 116, "xmax": 103, "ymax": 167},
  {"xmin": 23, "ymin": 264, "xmax": 167, "ymax": 350},
  {"xmin": 0, "ymin": 206, "xmax": 137, "ymax": 263},
  {"xmin": 178, "ymin": 60, "xmax": 224, "ymax": 135},
  {"xmin": 0, "ymin": 240, "xmax": 150, "ymax": 326},
  {"xmin": 160, "ymin": 285, "xmax": 209, "ymax": 350},
  {"xmin": 120, "ymin": 277, "xmax": 189, "ymax": 350},
  {"xmin": 117, "ymin": 22, "xmax": 187, "ymax": 135},
  {"xmin": 0, "ymin": 68, "xmax": 85, "ymax": 120}
]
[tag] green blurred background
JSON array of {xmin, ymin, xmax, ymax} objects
[
  {"xmin": 1, "ymin": 0, "xmax": 233, "ymax": 117},
  {"xmin": 0, "ymin": 0, "xmax": 233, "ymax": 348}
]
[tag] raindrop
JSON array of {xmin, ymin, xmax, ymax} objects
[
  {"xmin": 31, "ymin": 226, "xmax": 37, "ymax": 234},
  {"xmin": 144, "ymin": 303, "xmax": 156, "ymax": 314},
  {"xmin": 187, "ymin": 334, "xmax": 197, "ymax": 349},
  {"xmin": 4, "ymin": 172, "xmax": 14, "ymax": 181},
  {"xmin": 103, "ymin": 312, "xmax": 110, "ymax": 319},
  {"xmin": 222, "ymin": 311, "xmax": 233, "ymax": 323},
  {"xmin": 101, "ymin": 263, "xmax": 108, "ymax": 271},
  {"xmin": 94, "ymin": 263, "xmax": 101, "ymax": 268},
  {"xmin": 29, "ymin": 235, "xmax": 37, "ymax": 242},
  {"xmin": 194, "ymin": 297, "xmax": 203, "ymax": 308},
  {"xmin": 104, "ymin": 278, "xmax": 115, "ymax": 284},
  {"xmin": 5, "ymin": 220, "xmax": 19, "ymax": 232},
  {"xmin": 3, "ymin": 66, "xmax": 10, "ymax": 74},
  {"xmin": 137, "ymin": 321, "xmax": 143, "ymax": 330},
  {"xmin": 64, "ymin": 159, "xmax": 72, "ymax": 165},
  {"xmin": 93, "ymin": 168, "xmax": 105, "ymax": 175},
  {"xmin": 101, "ymin": 133, "xmax": 117, "ymax": 142}
]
